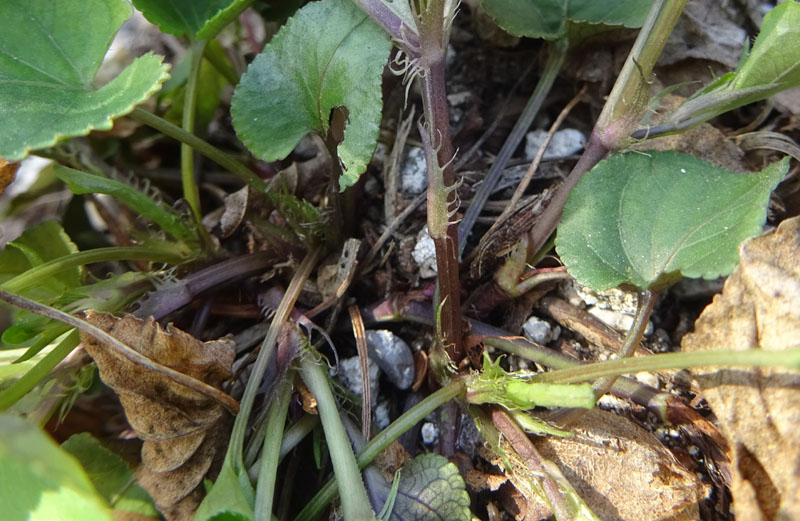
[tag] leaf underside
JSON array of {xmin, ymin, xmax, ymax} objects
[
  {"xmin": 231, "ymin": 0, "xmax": 391, "ymax": 191},
  {"xmin": 132, "ymin": 0, "xmax": 234, "ymax": 38},
  {"xmin": 480, "ymin": 0, "xmax": 653, "ymax": 39},
  {"xmin": 0, "ymin": 0, "xmax": 170, "ymax": 161},
  {"xmin": 556, "ymin": 151, "xmax": 788, "ymax": 291}
]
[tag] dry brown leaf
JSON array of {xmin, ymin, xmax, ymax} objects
[
  {"xmin": 532, "ymin": 409, "xmax": 706, "ymax": 521},
  {"xmin": 79, "ymin": 311, "xmax": 236, "ymax": 521},
  {"xmin": 0, "ymin": 157, "xmax": 19, "ymax": 197},
  {"xmin": 682, "ymin": 216, "xmax": 800, "ymax": 521}
]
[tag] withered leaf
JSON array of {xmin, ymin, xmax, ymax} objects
[
  {"xmin": 0, "ymin": 157, "xmax": 18, "ymax": 197},
  {"xmin": 532, "ymin": 409, "xmax": 705, "ymax": 521},
  {"xmin": 79, "ymin": 311, "xmax": 236, "ymax": 521},
  {"xmin": 682, "ymin": 216, "xmax": 800, "ymax": 520}
]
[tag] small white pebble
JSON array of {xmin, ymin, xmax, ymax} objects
[
  {"xmin": 421, "ymin": 422, "xmax": 439, "ymax": 445},
  {"xmin": 522, "ymin": 316, "xmax": 553, "ymax": 344},
  {"xmin": 597, "ymin": 394, "xmax": 630, "ymax": 411},
  {"xmin": 634, "ymin": 371, "xmax": 659, "ymax": 389},
  {"xmin": 524, "ymin": 128, "xmax": 585, "ymax": 161},
  {"xmin": 374, "ymin": 401, "xmax": 390, "ymax": 430},
  {"xmin": 688, "ymin": 445, "xmax": 701, "ymax": 458},
  {"xmin": 400, "ymin": 146, "xmax": 427, "ymax": 194},
  {"xmin": 412, "ymin": 226, "xmax": 438, "ymax": 278}
]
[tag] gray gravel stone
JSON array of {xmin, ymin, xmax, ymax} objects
[
  {"xmin": 524, "ymin": 128, "xmax": 585, "ymax": 161},
  {"xmin": 365, "ymin": 330, "xmax": 415, "ymax": 390}
]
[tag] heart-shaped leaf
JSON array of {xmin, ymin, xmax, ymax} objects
[
  {"xmin": 0, "ymin": 0, "xmax": 170, "ymax": 161},
  {"xmin": 480, "ymin": 0, "xmax": 653, "ymax": 40},
  {"xmin": 732, "ymin": 1, "xmax": 800, "ymax": 92},
  {"xmin": 132, "ymin": 0, "xmax": 235, "ymax": 38},
  {"xmin": 556, "ymin": 151, "xmax": 788, "ymax": 291},
  {"xmin": 0, "ymin": 414, "xmax": 114, "ymax": 521},
  {"xmin": 61, "ymin": 433, "xmax": 158, "ymax": 517},
  {"xmin": 231, "ymin": 0, "xmax": 391, "ymax": 190}
]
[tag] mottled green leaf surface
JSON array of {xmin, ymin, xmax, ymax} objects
[
  {"xmin": 556, "ymin": 151, "xmax": 788, "ymax": 290},
  {"xmin": 132, "ymin": 0, "xmax": 234, "ymax": 38},
  {"xmin": 61, "ymin": 433, "xmax": 158, "ymax": 517},
  {"xmin": 0, "ymin": 414, "xmax": 113, "ymax": 521},
  {"xmin": 0, "ymin": 0, "xmax": 169, "ymax": 161},
  {"xmin": 480, "ymin": 0, "xmax": 652, "ymax": 39},
  {"xmin": 386, "ymin": 453, "xmax": 471, "ymax": 521},
  {"xmin": 231, "ymin": 0, "xmax": 391, "ymax": 190}
]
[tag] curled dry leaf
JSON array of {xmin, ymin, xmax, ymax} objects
[
  {"xmin": 682, "ymin": 215, "xmax": 800, "ymax": 520},
  {"xmin": 79, "ymin": 311, "xmax": 236, "ymax": 521},
  {"xmin": 531, "ymin": 409, "xmax": 705, "ymax": 521},
  {"xmin": 0, "ymin": 157, "xmax": 19, "ymax": 197}
]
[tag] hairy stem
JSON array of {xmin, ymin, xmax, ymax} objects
[
  {"xmin": 418, "ymin": 17, "xmax": 463, "ymax": 364},
  {"xmin": 0, "ymin": 246, "xmax": 186, "ymax": 295}
]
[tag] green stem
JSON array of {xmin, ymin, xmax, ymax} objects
[
  {"xmin": 299, "ymin": 351, "xmax": 376, "ymax": 521},
  {"xmin": 524, "ymin": 0, "xmax": 686, "ymax": 257},
  {"xmin": 0, "ymin": 246, "xmax": 185, "ymax": 294},
  {"xmin": 590, "ymin": 290, "xmax": 655, "ymax": 400},
  {"xmin": 248, "ymin": 414, "xmax": 320, "ymax": 480},
  {"xmin": 130, "ymin": 107, "xmax": 267, "ymax": 192},
  {"xmin": 594, "ymin": 0, "xmax": 687, "ymax": 148},
  {"xmin": 204, "ymin": 39, "xmax": 240, "ymax": 86},
  {"xmin": 254, "ymin": 369, "xmax": 294, "ymax": 521},
  {"xmin": 0, "ymin": 330, "xmax": 79, "ymax": 412},
  {"xmin": 292, "ymin": 378, "xmax": 466, "ymax": 521},
  {"xmin": 458, "ymin": 38, "xmax": 568, "ymax": 255},
  {"xmin": 196, "ymin": 0, "xmax": 255, "ymax": 40},
  {"xmin": 225, "ymin": 248, "xmax": 322, "ymax": 472},
  {"xmin": 532, "ymin": 348, "xmax": 800, "ymax": 385},
  {"xmin": 182, "ymin": 39, "xmax": 209, "ymax": 222}
]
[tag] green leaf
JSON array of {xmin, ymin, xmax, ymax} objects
[
  {"xmin": 0, "ymin": 0, "xmax": 170, "ymax": 161},
  {"xmin": 733, "ymin": 1, "xmax": 800, "ymax": 92},
  {"xmin": 53, "ymin": 165, "xmax": 197, "ymax": 243},
  {"xmin": 0, "ymin": 221, "xmax": 80, "ymax": 296},
  {"xmin": 131, "ymin": 0, "xmax": 234, "ymax": 38},
  {"xmin": 386, "ymin": 453, "xmax": 471, "ymax": 521},
  {"xmin": 0, "ymin": 222, "xmax": 79, "ymax": 354},
  {"xmin": 0, "ymin": 414, "xmax": 114, "ymax": 521},
  {"xmin": 231, "ymin": 0, "xmax": 392, "ymax": 191},
  {"xmin": 644, "ymin": 2, "xmax": 800, "ymax": 136},
  {"xmin": 61, "ymin": 433, "xmax": 158, "ymax": 517},
  {"xmin": 480, "ymin": 0, "xmax": 653, "ymax": 40},
  {"xmin": 556, "ymin": 151, "xmax": 789, "ymax": 291},
  {"xmin": 193, "ymin": 462, "xmax": 254, "ymax": 521}
]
